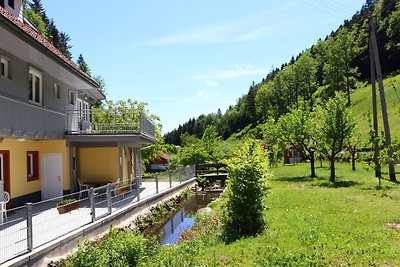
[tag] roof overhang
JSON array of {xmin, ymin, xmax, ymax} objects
[{"xmin": 0, "ymin": 11, "xmax": 105, "ymax": 101}]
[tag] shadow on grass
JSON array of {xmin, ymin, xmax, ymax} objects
[
  {"xmin": 315, "ymin": 180, "xmax": 360, "ymax": 188},
  {"xmin": 275, "ymin": 176, "xmax": 325, "ymax": 183}
]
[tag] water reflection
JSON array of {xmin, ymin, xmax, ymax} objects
[{"xmin": 156, "ymin": 191, "xmax": 220, "ymax": 245}]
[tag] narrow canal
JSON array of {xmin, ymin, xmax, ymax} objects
[{"xmin": 152, "ymin": 191, "xmax": 220, "ymax": 245}]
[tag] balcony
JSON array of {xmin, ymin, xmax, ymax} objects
[{"xmin": 66, "ymin": 109, "xmax": 155, "ymax": 141}]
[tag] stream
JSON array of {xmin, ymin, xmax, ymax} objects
[{"xmin": 151, "ymin": 191, "xmax": 220, "ymax": 245}]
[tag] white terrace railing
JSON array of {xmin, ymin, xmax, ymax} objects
[
  {"xmin": 66, "ymin": 109, "xmax": 155, "ymax": 138},
  {"xmin": 0, "ymin": 166, "xmax": 195, "ymax": 264}
]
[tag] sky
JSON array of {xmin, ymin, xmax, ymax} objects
[{"xmin": 41, "ymin": 0, "xmax": 366, "ymax": 134}]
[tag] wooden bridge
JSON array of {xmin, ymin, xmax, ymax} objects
[{"xmin": 195, "ymin": 163, "xmax": 228, "ymax": 187}]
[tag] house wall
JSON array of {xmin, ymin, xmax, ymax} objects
[
  {"xmin": 0, "ymin": 20, "xmax": 100, "ymax": 139},
  {"xmin": 79, "ymin": 147, "xmax": 119, "ymax": 183},
  {"xmin": 0, "ymin": 46, "xmax": 74, "ymax": 139},
  {"xmin": 2, "ymin": 0, "xmax": 23, "ymax": 21},
  {"xmin": 0, "ymin": 138, "xmax": 69, "ymax": 203}
]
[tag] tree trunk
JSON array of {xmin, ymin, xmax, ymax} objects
[
  {"xmin": 351, "ymin": 153, "xmax": 356, "ymax": 171},
  {"xmin": 329, "ymin": 157, "xmax": 336, "ymax": 183},
  {"xmin": 310, "ymin": 151, "xmax": 316, "ymax": 178}
]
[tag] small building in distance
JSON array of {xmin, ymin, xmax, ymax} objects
[
  {"xmin": 149, "ymin": 154, "xmax": 172, "ymax": 172},
  {"xmin": 284, "ymin": 146, "xmax": 306, "ymax": 164}
]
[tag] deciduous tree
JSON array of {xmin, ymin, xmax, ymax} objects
[{"xmin": 315, "ymin": 93, "xmax": 356, "ymax": 182}]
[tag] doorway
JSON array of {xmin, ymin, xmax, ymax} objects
[
  {"xmin": 41, "ymin": 153, "xmax": 63, "ymax": 200},
  {"xmin": 0, "ymin": 151, "xmax": 10, "ymax": 194}
]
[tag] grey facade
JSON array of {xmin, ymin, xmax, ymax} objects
[{"xmin": 0, "ymin": 1, "xmax": 155, "ymax": 207}]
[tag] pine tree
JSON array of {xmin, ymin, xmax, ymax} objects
[{"xmin": 77, "ymin": 54, "xmax": 91, "ymax": 76}]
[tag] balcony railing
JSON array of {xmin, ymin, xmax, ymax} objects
[{"xmin": 66, "ymin": 109, "xmax": 155, "ymax": 139}]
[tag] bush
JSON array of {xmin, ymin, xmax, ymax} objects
[
  {"xmin": 196, "ymin": 176, "xmax": 210, "ymax": 190},
  {"xmin": 63, "ymin": 228, "xmax": 146, "ymax": 267},
  {"xmin": 223, "ymin": 139, "xmax": 269, "ymax": 242}
]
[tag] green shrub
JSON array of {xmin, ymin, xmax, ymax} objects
[
  {"xmin": 57, "ymin": 198, "xmax": 77, "ymax": 206},
  {"xmin": 195, "ymin": 176, "xmax": 210, "ymax": 190},
  {"xmin": 223, "ymin": 139, "xmax": 269, "ymax": 242},
  {"xmin": 64, "ymin": 228, "xmax": 146, "ymax": 267}
]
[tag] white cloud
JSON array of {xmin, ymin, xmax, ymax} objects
[
  {"xmin": 145, "ymin": 17, "xmax": 272, "ymax": 46},
  {"xmin": 197, "ymin": 90, "xmax": 210, "ymax": 100},
  {"xmin": 194, "ymin": 64, "xmax": 267, "ymax": 80},
  {"xmin": 205, "ymin": 80, "xmax": 218, "ymax": 87}
]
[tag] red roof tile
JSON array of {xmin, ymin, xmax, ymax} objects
[{"xmin": 0, "ymin": 6, "xmax": 98, "ymax": 86}]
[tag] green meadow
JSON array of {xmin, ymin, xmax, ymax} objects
[{"xmin": 146, "ymin": 162, "xmax": 400, "ymax": 266}]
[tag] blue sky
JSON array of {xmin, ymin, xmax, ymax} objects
[{"xmin": 42, "ymin": 0, "xmax": 366, "ymax": 133}]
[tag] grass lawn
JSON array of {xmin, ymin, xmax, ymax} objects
[{"xmin": 147, "ymin": 162, "xmax": 400, "ymax": 266}]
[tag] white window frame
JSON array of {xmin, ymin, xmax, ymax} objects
[
  {"xmin": 0, "ymin": 153, "xmax": 4, "ymax": 183},
  {"xmin": 8, "ymin": 0, "xmax": 14, "ymax": 9},
  {"xmin": 83, "ymin": 101, "xmax": 90, "ymax": 121},
  {"xmin": 27, "ymin": 153, "xmax": 34, "ymax": 178},
  {"xmin": 29, "ymin": 67, "xmax": 42, "ymax": 105},
  {"xmin": 77, "ymin": 98, "xmax": 83, "ymax": 123},
  {"xmin": 53, "ymin": 82, "xmax": 60, "ymax": 99},
  {"xmin": 1, "ymin": 57, "xmax": 9, "ymax": 79},
  {"xmin": 69, "ymin": 91, "xmax": 75, "ymax": 106}
]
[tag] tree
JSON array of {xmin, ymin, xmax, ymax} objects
[
  {"xmin": 201, "ymin": 125, "xmax": 223, "ymax": 163},
  {"xmin": 278, "ymin": 103, "xmax": 318, "ymax": 177},
  {"xmin": 322, "ymin": 28, "xmax": 360, "ymax": 105},
  {"xmin": 295, "ymin": 51, "xmax": 318, "ymax": 107},
  {"xmin": 260, "ymin": 117, "xmax": 282, "ymax": 167},
  {"xmin": 223, "ymin": 139, "xmax": 269, "ymax": 242},
  {"xmin": 92, "ymin": 99, "xmax": 161, "ymax": 140},
  {"xmin": 77, "ymin": 54, "xmax": 91, "ymax": 76},
  {"xmin": 24, "ymin": 8, "xmax": 48, "ymax": 37},
  {"xmin": 345, "ymin": 127, "xmax": 362, "ymax": 171},
  {"xmin": 57, "ymin": 32, "xmax": 72, "ymax": 59},
  {"xmin": 315, "ymin": 93, "xmax": 356, "ymax": 182},
  {"xmin": 386, "ymin": 2, "xmax": 400, "ymax": 52},
  {"xmin": 174, "ymin": 134, "xmax": 208, "ymax": 167}
]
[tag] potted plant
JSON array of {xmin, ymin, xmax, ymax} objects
[
  {"xmin": 57, "ymin": 198, "xmax": 80, "ymax": 214},
  {"xmin": 115, "ymin": 181, "xmax": 130, "ymax": 196}
]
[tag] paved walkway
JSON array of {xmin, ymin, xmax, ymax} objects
[{"xmin": 0, "ymin": 181, "xmax": 181, "ymax": 264}]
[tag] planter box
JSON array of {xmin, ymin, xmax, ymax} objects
[
  {"xmin": 116, "ymin": 186, "xmax": 130, "ymax": 196},
  {"xmin": 57, "ymin": 201, "xmax": 80, "ymax": 214}
]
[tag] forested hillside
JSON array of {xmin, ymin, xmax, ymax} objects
[{"xmin": 165, "ymin": 0, "xmax": 400, "ymax": 145}]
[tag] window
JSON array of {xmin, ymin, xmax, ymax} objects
[
  {"xmin": 27, "ymin": 151, "xmax": 39, "ymax": 181},
  {"xmin": 69, "ymin": 91, "xmax": 75, "ymax": 105},
  {"xmin": 29, "ymin": 68, "xmax": 42, "ymax": 105},
  {"xmin": 7, "ymin": 0, "xmax": 13, "ymax": 9},
  {"xmin": 83, "ymin": 101, "xmax": 90, "ymax": 121},
  {"xmin": 1, "ymin": 57, "xmax": 9, "ymax": 79},
  {"xmin": 54, "ymin": 83, "xmax": 60, "ymax": 99},
  {"xmin": 0, "ymin": 153, "xmax": 3, "ymax": 183}
]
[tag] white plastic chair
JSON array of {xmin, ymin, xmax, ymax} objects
[
  {"xmin": 0, "ymin": 191, "xmax": 10, "ymax": 224},
  {"xmin": 77, "ymin": 178, "xmax": 89, "ymax": 199}
]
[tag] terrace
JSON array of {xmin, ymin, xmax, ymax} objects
[{"xmin": 66, "ymin": 109, "xmax": 155, "ymax": 142}]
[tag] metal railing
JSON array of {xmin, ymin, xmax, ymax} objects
[
  {"xmin": 66, "ymin": 109, "xmax": 155, "ymax": 139},
  {"xmin": 0, "ymin": 166, "xmax": 195, "ymax": 264}
]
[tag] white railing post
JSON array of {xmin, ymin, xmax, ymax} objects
[
  {"xmin": 136, "ymin": 176, "xmax": 140, "ymax": 202},
  {"xmin": 107, "ymin": 183, "xmax": 112, "ymax": 215},
  {"xmin": 26, "ymin": 203, "xmax": 33, "ymax": 252},
  {"xmin": 89, "ymin": 188, "xmax": 95, "ymax": 222},
  {"xmin": 169, "ymin": 171, "xmax": 172, "ymax": 188},
  {"xmin": 155, "ymin": 173, "xmax": 159, "ymax": 194}
]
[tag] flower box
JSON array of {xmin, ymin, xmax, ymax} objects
[{"xmin": 57, "ymin": 199, "xmax": 79, "ymax": 214}]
